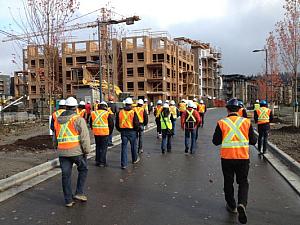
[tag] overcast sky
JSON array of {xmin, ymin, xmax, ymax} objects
[{"xmin": 0, "ymin": 0, "xmax": 284, "ymax": 75}]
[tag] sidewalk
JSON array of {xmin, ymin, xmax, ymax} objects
[{"xmin": 0, "ymin": 109, "xmax": 299, "ymax": 225}]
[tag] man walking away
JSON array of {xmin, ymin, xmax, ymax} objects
[
  {"xmin": 154, "ymin": 100, "xmax": 163, "ymax": 138},
  {"xmin": 50, "ymin": 99, "xmax": 66, "ymax": 132},
  {"xmin": 85, "ymin": 101, "xmax": 92, "ymax": 124},
  {"xmin": 77, "ymin": 101, "xmax": 87, "ymax": 121},
  {"xmin": 212, "ymin": 98, "xmax": 257, "ymax": 224},
  {"xmin": 178, "ymin": 99, "xmax": 187, "ymax": 117},
  {"xmin": 90, "ymin": 101, "xmax": 114, "ymax": 167},
  {"xmin": 160, "ymin": 103, "xmax": 175, "ymax": 154},
  {"xmin": 143, "ymin": 98, "xmax": 149, "ymax": 115},
  {"xmin": 197, "ymin": 99, "xmax": 207, "ymax": 128},
  {"xmin": 134, "ymin": 99, "xmax": 148, "ymax": 153},
  {"xmin": 116, "ymin": 97, "xmax": 140, "ymax": 169},
  {"xmin": 169, "ymin": 100, "xmax": 179, "ymax": 135},
  {"xmin": 254, "ymin": 100, "xmax": 273, "ymax": 155},
  {"xmin": 238, "ymin": 100, "xmax": 248, "ymax": 118},
  {"xmin": 253, "ymin": 99, "xmax": 260, "ymax": 111},
  {"xmin": 107, "ymin": 96, "xmax": 118, "ymax": 147},
  {"xmin": 181, "ymin": 102, "xmax": 200, "ymax": 154},
  {"xmin": 53, "ymin": 97, "xmax": 91, "ymax": 207}
]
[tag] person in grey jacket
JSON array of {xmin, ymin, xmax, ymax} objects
[{"xmin": 53, "ymin": 97, "xmax": 91, "ymax": 207}]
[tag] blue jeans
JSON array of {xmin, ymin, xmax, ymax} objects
[
  {"xmin": 59, "ymin": 155, "xmax": 88, "ymax": 204},
  {"xmin": 185, "ymin": 129, "xmax": 197, "ymax": 154},
  {"xmin": 171, "ymin": 120, "xmax": 176, "ymax": 135},
  {"xmin": 161, "ymin": 129, "xmax": 172, "ymax": 152},
  {"xmin": 121, "ymin": 130, "xmax": 138, "ymax": 167},
  {"xmin": 108, "ymin": 134, "xmax": 113, "ymax": 145},
  {"xmin": 95, "ymin": 135, "xmax": 108, "ymax": 165},
  {"xmin": 137, "ymin": 125, "xmax": 144, "ymax": 151}
]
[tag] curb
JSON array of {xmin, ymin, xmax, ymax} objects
[
  {"xmin": 0, "ymin": 123, "xmax": 156, "ymax": 202},
  {"xmin": 253, "ymin": 130, "xmax": 300, "ymax": 195}
]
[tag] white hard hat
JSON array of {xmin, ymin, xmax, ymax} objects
[
  {"xmin": 59, "ymin": 99, "xmax": 66, "ymax": 106},
  {"xmin": 65, "ymin": 97, "xmax": 78, "ymax": 107},
  {"xmin": 163, "ymin": 103, "xmax": 169, "ymax": 108},
  {"xmin": 79, "ymin": 101, "xmax": 85, "ymax": 105},
  {"xmin": 144, "ymin": 98, "xmax": 148, "ymax": 102},
  {"xmin": 256, "ymin": 99, "xmax": 259, "ymax": 103},
  {"xmin": 165, "ymin": 100, "xmax": 169, "ymax": 103},
  {"xmin": 96, "ymin": 100, "xmax": 99, "ymax": 103},
  {"xmin": 138, "ymin": 99, "xmax": 144, "ymax": 105},
  {"xmin": 100, "ymin": 101, "xmax": 108, "ymax": 107},
  {"xmin": 188, "ymin": 101, "xmax": 194, "ymax": 108},
  {"xmin": 200, "ymin": 100, "xmax": 204, "ymax": 104},
  {"xmin": 192, "ymin": 103, "xmax": 197, "ymax": 109},
  {"xmin": 124, "ymin": 97, "xmax": 133, "ymax": 105},
  {"xmin": 157, "ymin": 100, "xmax": 162, "ymax": 105},
  {"xmin": 193, "ymin": 98, "xmax": 197, "ymax": 102},
  {"xmin": 181, "ymin": 99, "xmax": 185, "ymax": 102},
  {"xmin": 87, "ymin": 100, "xmax": 91, "ymax": 104},
  {"xmin": 170, "ymin": 100, "xmax": 175, "ymax": 105}
]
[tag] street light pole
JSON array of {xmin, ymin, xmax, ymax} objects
[
  {"xmin": 97, "ymin": 19, "xmax": 103, "ymax": 102},
  {"xmin": 253, "ymin": 48, "xmax": 268, "ymax": 102}
]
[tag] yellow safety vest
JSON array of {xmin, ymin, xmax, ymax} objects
[
  {"xmin": 257, "ymin": 107, "xmax": 271, "ymax": 124},
  {"xmin": 134, "ymin": 106, "xmax": 145, "ymax": 123},
  {"xmin": 186, "ymin": 109, "xmax": 196, "ymax": 122},
  {"xmin": 91, "ymin": 110, "xmax": 109, "ymax": 136},
  {"xmin": 169, "ymin": 106, "xmax": 177, "ymax": 119}
]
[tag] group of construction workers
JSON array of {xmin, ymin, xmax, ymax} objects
[{"xmin": 50, "ymin": 94, "xmax": 272, "ymax": 225}]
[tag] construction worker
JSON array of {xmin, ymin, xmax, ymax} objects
[
  {"xmin": 254, "ymin": 99, "xmax": 260, "ymax": 111},
  {"xmin": 181, "ymin": 102, "xmax": 200, "ymax": 154},
  {"xmin": 93, "ymin": 100, "xmax": 99, "ymax": 111},
  {"xmin": 254, "ymin": 100, "xmax": 273, "ymax": 155},
  {"xmin": 53, "ymin": 97, "xmax": 91, "ymax": 207},
  {"xmin": 77, "ymin": 101, "xmax": 87, "ymax": 120},
  {"xmin": 179, "ymin": 99, "xmax": 187, "ymax": 116},
  {"xmin": 143, "ymin": 98, "xmax": 149, "ymax": 115},
  {"xmin": 169, "ymin": 100, "xmax": 179, "ymax": 135},
  {"xmin": 212, "ymin": 98, "xmax": 257, "ymax": 224},
  {"xmin": 116, "ymin": 97, "xmax": 140, "ymax": 169},
  {"xmin": 238, "ymin": 100, "xmax": 248, "ymax": 118},
  {"xmin": 193, "ymin": 98, "xmax": 199, "ymax": 109},
  {"xmin": 197, "ymin": 99, "xmax": 207, "ymax": 128},
  {"xmin": 107, "ymin": 96, "xmax": 118, "ymax": 147},
  {"xmin": 85, "ymin": 101, "xmax": 92, "ymax": 123},
  {"xmin": 50, "ymin": 99, "xmax": 66, "ymax": 132},
  {"xmin": 154, "ymin": 100, "xmax": 163, "ymax": 138},
  {"xmin": 134, "ymin": 99, "xmax": 148, "ymax": 153},
  {"xmin": 90, "ymin": 101, "xmax": 114, "ymax": 167},
  {"xmin": 160, "ymin": 103, "xmax": 175, "ymax": 153}
]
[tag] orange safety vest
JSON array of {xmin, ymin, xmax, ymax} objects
[
  {"xmin": 143, "ymin": 104, "xmax": 149, "ymax": 114},
  {"xmin": 119, "ymin": 109, "xmax": 135, "ymax": 129},
  {"xmin": 134, "ymin": 106, "xmax": 145, "ymax": 123},
  {"xmin": 256, "ymin": 107, "xmax": 271, "ymax": 124},
  {"xmin": 197, "ymin": 104, "xmax": 205, "ymax": 113},
  {"xmin": 179, "ymin": 102, "xmax": 187, "ymax": 112},
  {"xmin": 54, "ymin": 114, "xmax": 80, "ymax": 150},
  {"xmin": 155, "ymin": 105, "xmax": 163, "ymax": 118},
  {"xmin": 76, "ymin": 108, "xmax": 86, "ymax": 118},
  {"xmin": 91, "ymin": 110, "xmax": 109, "ymax": 136},
  {"xmin": 52, "ymin": 109, "xmax": 65, "ymax": 122},
  {"xmin": 218, "ymin": 116, "xmax": 250, "ymax": 159},
  {"xmin": 169, "ymin": 106, "xmax": 177, "ymax": 119}
]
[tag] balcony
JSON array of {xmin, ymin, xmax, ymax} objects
[{"xmin": 147, "ymin": 62, "xmax": 163, "ymax": 68}]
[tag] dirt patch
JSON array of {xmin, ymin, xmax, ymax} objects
[
  {"xmin": 0, "ymin": 135, "xmax": 54, "ymax": 152},
  {"xmin": 269, "ymin": 125, "xmax": 300, "ymax": 163}
]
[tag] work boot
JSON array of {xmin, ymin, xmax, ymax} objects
[
  {"xmin": 108, "ymin": 143, "xmax": 114, "ymax": 147},
  {"xmin": 73, "ymin": 194, "xmax": 87, "ymax": 202},
  {"xmin": 226, "ymin": 204, "xmax": 237, "ymax": 214},
  {"xmin": 65, "ymin": 201, "xmax": 75, "ymax": 207},
  {"xmin": 138, "ymin": 149, "xmax": 144, "ymax": 154},
  {"xmin": 237, "ymin": 204, "xmax": 247, "ymax": 224},
  {"xmin": 133, "ymin": 156, "xmax": 140, "ymax": 164}
]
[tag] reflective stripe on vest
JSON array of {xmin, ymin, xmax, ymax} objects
[
  {"xmin": 254, "ymin": 103, "xmax": 260, "ymax": 110},
  {"xmin": 198, "ymin": 104, "xmax": 205, "ymax": 113},
  {"xmin": 107, "ymin": 107, "xmax": 114, "ymax": 115},
  {"xmin": 257, "ymin": 107, "xmax": 270, "ymax": 124},
  {"xmin": 218, "ymin": 116, "xmax": 250, "ymax": 159},
  {"xmin": 186, "ymin": 109, "xmax": 196, "ymax": 122},
  {"xmin": 160, "ymin": 114, "xmax": 172, "ymax": 130},
  {"xmin": 179, "ymin": 103, "xmax": 186, "ymax": 112},
  {"xmin": 91, "ymin": 110, "xmax": 109, "ymax": 136},
  {"xmin": 77, "ymin": 108, "xmax": 86, "ymax": 118},
  {"xmin": 155, "ymin": 106, "xmax": 162, "ymax": 118},
  {"xmin": 52, "ymin": 109, "xmax": 65, "ymax": 121},
  {"xmin": 119, "ymin": 109, "xmax": 135, "ymax": 128},
  {"xmin": 55, "ymin": 115, "xmax": 80, "ymax": 150},
  {"xmin": 169, "ymin": 106, "xmax": 177, "ymax": 119},
  {"xmin": 134, "ymin": 107, "xmax": 144, "ymax": 123},
  {"xmin": 143, "ymin": 104, "xmax": 149, "ymax": 114}
]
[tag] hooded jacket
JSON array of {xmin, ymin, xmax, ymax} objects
[{"xmin": 53, "ymin": 110, "xmax": 91, "ymax": 157}]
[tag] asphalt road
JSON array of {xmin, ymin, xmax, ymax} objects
[{"xmin": 0, "ymin": 108, "xmax": 299, "ymax": 225}]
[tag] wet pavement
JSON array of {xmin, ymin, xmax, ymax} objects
[{"xmin": 0, "ymin": 108, "xmax": 299, "ymax": 225}]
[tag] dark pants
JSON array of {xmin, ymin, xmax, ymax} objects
[
  {"xmin": 200, "ymin": 113, "xmax": 205, "ymax": 127},
  {"xmin": 221, "ymin": 159, "xmax": 249, "ymax": 208},
  {"xmin": 59, "ymin": 155, "xmax": 88, "ymax": 204},
  {"xmin": 185, "ymin": 129, "xmax": 196, "ymax": 153},
  {"xmin": 161, "ymin": 129, "xmax": 172, "ymax": 152},
  {"xmin": 137, "ymin": 125, "xmax": 144, "ymax": 151},
  {"xmin": 108, "ymin": 134, "xmax": 113, "ymax": 145},
  {"xmin": 95, "ymin": 135, "xmax": 109, "ymax": 165},
  {"xmin": 121, "ymin": 130, "xmax": 138, "ymax": 167},
  {"xmin": 258, "ymin": 124, "xmax": 270, "ymax": 153},
  {"xmin": 155, "ymin": 117, "xmax": 161, "ymax": 135}
]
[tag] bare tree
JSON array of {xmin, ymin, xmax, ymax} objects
[
  {"xmin": 10, "ymin": 0, "xmax": 79, "ymax": 114},
  {"xmin": 275, "ymin": 0, "xmax": 300, "ymax": 127}
]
